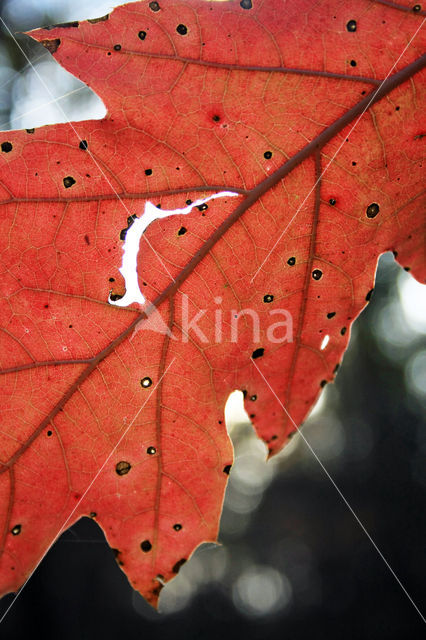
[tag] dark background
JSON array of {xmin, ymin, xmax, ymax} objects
[{"xmin": 0, "ymin": 2, "xmax": 425, "ymax": 638}]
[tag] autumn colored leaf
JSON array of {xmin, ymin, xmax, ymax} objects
[{"xmin": 0, "ymin": 0, "xmax": 425, "ymax": 608}]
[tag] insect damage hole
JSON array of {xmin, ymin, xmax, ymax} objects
[
  {"xmin": 1, "ymin": 141, "xmax": 12, "ymax": 153},
  {"xmin": 346, "ymin": 20, "xmax": 357, "ymax": 32},
  {"xmin": 149, "ymin": 1, "xmax": 160, "ymax": 11},
  {"xmin": 140, "ymin": 540, "xmax": 152, "ymax": 552},
  {"xmin": 79, "ymin": 140, "xmax": 88, "ymax": 150},
  {"xmin": 312, "ymin": 269, "xmax": 323, "ymax": 280},
  {"xmin": 11, "ymin": 524, "xmax": 21, "ymax": 535},
  {"xmin": 366, "ymin": 202, "xmax": 380, "ymax": 218},
  {"xmin": 176, "ymin": 24, "xmax": 188, "ymax": 35},
  {"xmin": 177, "ymin": 226, "xmax": 187, "ymax": 236},
  {"xmin": 138, "ymin": 30, "xmax": 147, "ymax": 40},
  {"xmin": 141, "ymin": 377, "xmax": 152, "ymax": 388},
  {"xmin": 147, "ymin": 446, "xmax": 156, "ymax": 455},
  {"xmin": 264, "ymin": 150, "xmax": 272, "ymax": 159},
  {"xmin": 263, "ymin": 294, "xmax": 274, "ymax": 303},
  {"xmin": 240, "ymin": 0, "xmax": 253, "ymax": 9},
  {"xmin": 320, "ymin": 335, "xmax": 330, "ymax": 350},
  {"xmin": 63, "ymin": 176, "xmax": 76, "ymax": 188},
  {"xmin": 173, "ymin": 523, "xmax": 182, "ymax": 531},
  {"xmin": 252, "ymin": 348, "xmax": 264, "ymax": 359},
  {"xmin": 115, "ymin": 461, "xmax": 131, "ymax": 475},
  {"xmin": 287, "ymin": 257, "xmax": 296, "ymax": 266}
]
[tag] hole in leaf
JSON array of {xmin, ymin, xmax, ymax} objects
[
  {"xmin": 63, "ymin": 176, "xmax": 76, "ymax": 188},
  {"xmin": 366, "ymin": 203, "xmax": 380, "ymax": 218},
  {"xmin": 312, "ymin": 269, "xmax": 323, "ymax": 280},
  {"xmin": 252, "ymin": 348, "xmax": 264, "ymax": 359},
  {"xmin": 115, "ymin": 461, "xmax": 131, "ymax": 476},
  {"xmin": 176, "ymin": 24, "xmax": 188, "ymax": 35},
  {"xmin": 147, "ymin": 446, "xmax": 156, "ymax": 455},
  {"xmin": 141, "ymin": 377, "xmax": 152, "ymax": 388},
  {"xmin": 140, "ymin": 540, "xmax": 152, "ymax": 552},
  {"xmin": 346, "ymin": 20, "xmax": 357, "ymax": 32}
]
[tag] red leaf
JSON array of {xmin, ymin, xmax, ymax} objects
[{"xmin": 0, "ymin": 0, "xmax": 424, "ymax": 607}]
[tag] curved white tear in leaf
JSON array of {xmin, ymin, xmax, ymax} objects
[{"xmin": 109, "ymin": 191, "xmax": 239, "ymax": 308}]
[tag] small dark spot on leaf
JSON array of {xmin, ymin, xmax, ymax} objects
[
  {"xmin": 223, "ymin": 464, "xmax": 232, "ymax": 474},
  {"xmin": 11, "ymin": 524, "xmax": 21, "ymax": 536},
  {"xmin": 346, "ymin": 19, "xmax": 357, "ymax": 32},
  {"xmin": 41, "ymin": 38, "xmax": 61, "ymax": 54},
  {"xmin": 327, "ymin": 312, "xmax": 336, "ymax": 319},
  {"xmin": 138, "ymin": 30, "xmax": 147, "ymax": 40},
  {"xmin": 186, "ymin": 199, "xmax": 192, "ymax": 205},
  {"xmin": 352, "ymin": 161, "xmax": 357, "ymax": 166},
  {"xmin": 26, "ymin": 128, "xmax": 35, "ymax": 134},
  {"xmin": 63, "ymin": 176, "xmax": 76, "ymax": 188},
  {"xmin": 147, "ymin": 446, "xmax": 156, "ymax": 455},
  {"xmin": 84, "ymin": 234, "xmax": 90, "ymax": 245},
  {"xmin": 242, "ymin": 389, "xmax": 247, "ymax": 398},
  {"xmin": 145, "ymin": 168, "xmax": 152, "ymax": 176},
  {"xmin": 287, "ymin": 257, "xmax": 296, "ymax": 266},
  {"xmin": 350, "ymin": 59, "xmax": 357, "ymax": 67},
  {"xmin": 312, "ymin": 269, "xmax": 323, "ymax": 280},
  {"xmin": 79, "ymin": 139, "xmax": 88, "ymax": 150},
  {"xmin": 404, "ymin": 266, "xmax": 411, "ymax": 272},
  {"xmin": 141, "ymin": 540, "xmax": 152, "ymax": 552},
  {"xmin": 361, "ymin": 90, "xmax": 366, "ymax": 95},
  {"xmin": 197, "ymin": 203, "xmax": 208, "ymax": 211},
  {"xmin": 240, "ymin": 0, "xmax": 253, "ymax": 8},
  {"xmin": 334, "ymin": 363, "xmax": 340, "ymax": 374},
  {"xmin": 176, "ymin": 24, "xmax": 188, "ymax": 35},
  {"xmin": 178, "ymin": 226, "xmax": 187, "ymax": 236},
  {"xmin": 249, "ymin": 413, "xmax": 255, "ymax": 419},
  {"xmin": 320, "ymin": 380, "xmax": 327, "ymax": 388},
  {"xmin": 366, "ymin": 289, "xmax": 374, "ymax": 301},
  {"xmin": 340, "ymin": 327, "xmax": 347, "ymax": 336},
  {"xmin": 366, "ymin": 202, "xmax": 380, "ymax": 218},
  {"xmin": 107, "ymin": 52, "xmax": 111, "ymax": 56},
  {"xmin": 149, "ymin": 1, "xmax": 160, "ymax": 11},
  {"xmin": 212, "ymin": 114, "xmax": 220, "ymax": 122},
  {"xmin": 1, "ymin": 142, "xmax": 12, "ymax": 153},
  {"xmin": 252, "ymin": 348, "xmax": 264, "ymax": 359},
  {"xmin": 90, "ymin": 512, "xmax": 97, "ymax": 518},
  {"xmin": 115, "ymin": 461, "xmax": 131, "ymax": 476},
  {"xmin": 263, "ymin": 294, "xmax": 274, "ymax": 303},
  {"xmin": 173, "ymin": 523, "xmax": 182, "ymax": 531},
  {"xmin": 141, "ymin": 377, "xmax": 153, "ymax": 388},
  {"xmin": 250, "ymin": 395, "xmax": 257, "ymax": 401},
  {"xmin": 109, "ymin": 277, "xmax": 115, "ymax": 282},
  {"xmin": 329, "ymin": 198, "xmax": 336, "ymax": 205},
  {"xmin": 264, "ymin": 150, "xmax": 272, "ymax": 159},
  {"xmin": 395, "ymin": 106, "xmax": 400, "ymax": 111},
  {"xmin": 110, "ymin": 293, "xmax": 123, "ymax": 302},
  {"xmin": 271, "ymin": 435, "xmax": 278, "ymax": 441},
  {"xmin": 114, "ymin": 44, "xmax": 121, "ymax": 51},
  {"xmin": 413, "ymin": 4, "xmax": 421, "ymax": 11}
]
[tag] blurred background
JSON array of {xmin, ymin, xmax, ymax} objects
[{"xmin": 0, "ymin": 1, "xmax": 425, "ymax": 638}]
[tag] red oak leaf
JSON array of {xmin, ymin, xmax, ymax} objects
[{"xmin": 0, "ymin": 0, "xmax": 424, "ymax": 608}]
